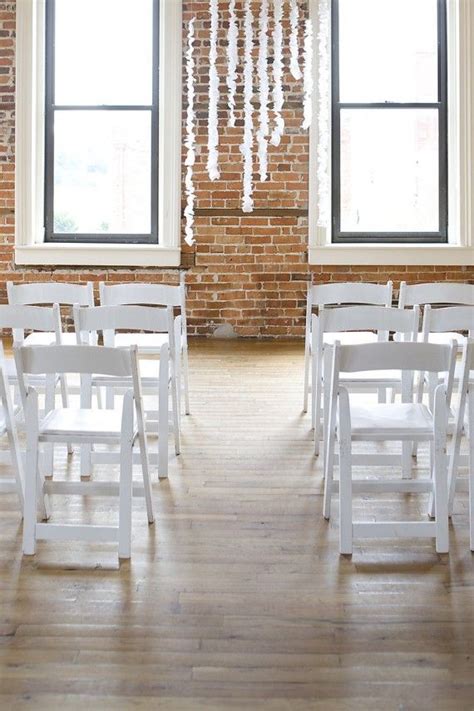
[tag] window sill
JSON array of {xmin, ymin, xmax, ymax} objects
[
  {"xmin": 308, "ymin": 244, "xmax": 474, "ymax": 266},
  {"xmin": 15, "ymin": 244, "xmax": 181, "ymax": 268}
]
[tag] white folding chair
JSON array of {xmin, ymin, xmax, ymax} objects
[
  {"xmin": 399, "ymin": 282, "xmax": 474, "ymax": 345},
  {"xmin": 419, "ymin": 305, "xmax": 474, "ymax": 410},
  {"xmin": 15, "ymin": 344, "xmax": 154, "ymax": 560},
  {"xmin": 303, "ymin": 281, "xmax": 392, "ymax": 413},
  {"xmin": 324, "ymin": 341, "xmax": 456, "ymax": 554},
  {"xmin": 7, "ymin": 281, "xmax": 95, "ymax": 420},
  {"xmin": 99, "ymin": 273, "xmax": 190, "ymax": 415},
  {"xmin": 0, "ymin": 365, "xmax": 24, "ymax": 512},
  {"xmin": 447, "ymin": 339, "xmax": 474, "ymax": 550},
  {"xmin": 73, "ymin": 304, "xmax": 173, "ymax": 477},
  {"xmin": 312, "ymin": 304, "xmax": 419, "ymax": 456},
  {"xmin": 0, "ymin": 304, "xmax": 65, "ymax": 473}
]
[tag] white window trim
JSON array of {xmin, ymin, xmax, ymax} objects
[
  {"xmin": 308, "ymin": 0, "xmax": 474, "ymax": 266},
  {"xmin": 15, "ymin": 0, "xmax": 182, "ymax": 267}
]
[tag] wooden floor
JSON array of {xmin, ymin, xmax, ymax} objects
[{"xmin": 1, "ymin": 340, "xmax": 474, "ymax": 710}]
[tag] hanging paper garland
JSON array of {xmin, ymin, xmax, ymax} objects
[
  {"xmin": 207, "ymin": 0, "xmax": 220, "ymax": 181},
  {"xmin": 317, "ymin": 0, "xmax": 330, "ymax": 226},
  {"xmin": 240, "ymin": 0, "xmax": 254, "ymax": 212},
  {"xmin": 302, "ymin": 19, "xmax": 313, "ymax": 130},
  {"xmin": 257, "ymin": 0, "xmax": 269, "ymax": 182},
  {"xmin": 270, "ymin": 0, "xmax": 284, "ymax": 147},
  {"xmin": 184, "ymin": 18, "xmax": 196, "ymax": 247},
  {"xmin": 226, "ymin": 0, "xmax": 238, "ymax": 128},
  {"xmin": 289, "ymin": 0, "xmax": 302, "ymax": 80}
]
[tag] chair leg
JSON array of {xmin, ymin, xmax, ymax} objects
[
  {"xmin": 433, "ymin": 391, "xmax": 449, "ymax": 554},
  {"xmin": 59, "ymin": 375, "xmax": 73, "ymax": 455},
  {"xmin": 170, "ymin": 365, "xmax": 181, "ymax": 456},
  {"xmin": 313, "ymin": 359, "xmax": 322, "ymax": 455},
  {"xmin": 23, "ymin": 391, "xmax": 39, "ymax": 555},
  {"xmin": 338, "ymin": 391, "xmax": 353, "ymax": 555},
  {"xmin": 135, "ymin": 398, "xmax": 154, "ymax": 524},
  {"xmin": 303, "ymin": 338, "xmax": 310, "ymax": 413},
  {"xmin": 323, "ymin": 379, "xmax": 338, "ymax": 520},
  {"xmin": 118, "ymin": 395, "xmax": 134, "ymax": 560},
  {"xmin": 158, "ymin": 349, "xmax": 169, "ymax": 479},
  {"xmin": 183, "ymin": 345, "xmax": 190, "ymax": 416},
  {"xmin": 468, "ymin": 391, "xmax": 474, "ymax": 551}
]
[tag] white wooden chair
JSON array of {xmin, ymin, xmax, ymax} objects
[
  {"xmin": 99, "ymin": 274, "xmax": 190, "ymax": 415},
  {"xmin": 7, "ymin": 281, "xmax": 95, "ymax": 417},
  {"xmin": 0, "ymin": 304, "xmax": 65, "ymax": 473},
  {"xmin": 399, "ymin": 282, "xmax": 474, "ymax": 345},
  {"xmin": 73, "ymin": 304, "xmax": 174, "ymax": 476},
  {"xmin": 303, "ymin": 281, "xmax": 392, "ymax": 413},
  {"xmin": 312, "ymin": 304, "xmax": 419, "ymax": 456},
  {"xmin": 15, "ymin": 344, "xmax": 154, "ymax": 560},
  {"xmin": 419, "ymin": 305, "xmax": 474, "ymax": 410},
  {"xmin": 324, "ymin": 341, "xmax": 456, "ymax": 555},
  {"xmin": 447, "ymin": 339, "xmax": 474, "ymax": 549},
  {"xmin": 0, "ymin": 364, "xmax": 24, "ymax": 512}
]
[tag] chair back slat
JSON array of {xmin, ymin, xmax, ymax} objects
[
  {"xmin": 309, "ymin": 281, "xmax": 392, "ymax": 309},
  {"xmin": 336, "ymin": 341, "xmax": 455, "ymax": 375},
  {"xmin": 15, "ymin": 344, "xmax": 134, "ymax": 377},
  {"xmin": 321, "ymin": 305, "xmax": 418, "ymax": 336},
  {"xmin": 74, "ymin": 305, "xmax": 171, "ymax": 336},
  {"xmin": 99, "ymin": 282, "xmax": 182, "ymax": 308},
  {"xmin": 7, "ymin": 281, "xmax": 94, "ymax": 307},
  {"xmin": 399, "ymin": 282, "xmax": 474, "ymax": 308},
  {"xmin": 422, "ymin": 305, "xmax": 474, "ymax": 335},
  {"xmin": 0, "ymin": 304, "xmax": 62, "ymax": 340}
]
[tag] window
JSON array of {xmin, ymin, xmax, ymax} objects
[
  {"xmin": 331, "ymin": 0, "xmax": 448, "ymax": 243},
  {"xmin": 44, "ymin": 0, "xmax": 159, "ymax": 244},
  {"xmin": 15, "ymin": 0, "xmax": 181, "ymax": 266}
]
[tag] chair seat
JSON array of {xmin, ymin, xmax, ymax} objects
[
  {"xmin": 92, "ymin": 359, "xmax": 163, "ymax": 385},
  {"xmin": 23, "ymin": 332, "xmax": 77, "ymax": 346},
  {"xmin": 341, "ymin": 369, "xmax": 401, "ymax": 384},
  {"xmin": 40, "ymin": 408, "xmax": 136, "ymax": 439},
  {"xmin": 323, "ymin": 331, "xmax": 378, "ymax": 346},
  {"xmin": 347, "ymin": 402, "xmax": 433, "ymax": 437},
  {"xmin": 423, "ymin": 332, "xmax": 467, "ymax": 346},
  {"xmin": 114, "ymin": 333, "xmax": 169, "ymax": 353}
]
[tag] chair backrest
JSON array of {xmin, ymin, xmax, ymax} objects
[
  {"xmin": 335, "ymin": 341, "xmax": 455, "ymax": 375},
  {"xmin": 309, "ymin": 281, "xmax": 393, "ymax": 311},
  {"xmin": 15, "ymin": 344, "xmax": 135, "ymax": 378},
  {"xmin": 318, "ymin": 305, "xmax": 419, "ymax": 340},
  {"xmin": 73, "ymin": 304, "xmax": 174, "ymax": 349},
  {"xmin": 7, "ymin": 281, "xmax": 94, "ymax": 307},
  {"xmin": 0, "ymin": 304, "xmax": 62, "ymax": 345},
  {"xmin": 421, "ymin": 305, "xmax": 474, "ymax": 341},
  {"xmin": 99, "ymin": 279, "xmax": 183, "ymax": 309},
  {"xmin": 399, "ymin": 282, "xmax": 474, "ymax": 308}
]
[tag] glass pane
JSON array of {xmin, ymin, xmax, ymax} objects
[
  {"xmin": 54, "ymin": 0, "xmax": 154, "ymax": 105},
  {"xmin": 340, "ymin": 109, "xmax": 439, "ymax": 233},
  {"xmin": 339, "ymin": 0, "xmax": 438, "ymax": 102},
  {"xmin": 53, "ymin": 111, "xmax": 152, "ymax": 235}
]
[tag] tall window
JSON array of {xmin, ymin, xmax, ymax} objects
[
  {"xmin": 331, "ymin": 0, "xmax": 448, "ymax": 243},
  {"xmin": 44, "ymin": 0, "xmax": 159, "ymax": 243}
]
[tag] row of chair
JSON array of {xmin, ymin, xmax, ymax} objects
[
  {"xmin": 0, "ymin": 277, "xmax": 191, "ymax": 559},
  {"xmin": 303, "ymin": 280, "xmax": 474, "ymax": 555}
]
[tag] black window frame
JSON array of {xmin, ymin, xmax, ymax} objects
[
  {"xmin": 331, "ymin": 0, "xmax": 448, "ymax": 244},
  {"xmin": 44, "ymin": 0, "xmax": 160, "ymax": 244}
]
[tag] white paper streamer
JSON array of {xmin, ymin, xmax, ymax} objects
[
  {"xmin": 317, "ymin": 0, "xmax": 330, "ymax": 226},
  {"xmin": 184, "ymin": 18, "xmax": 196, "ymax": 247},
  {"xmin": 302, "ymin": 19, "xmax": 313, "ymax": 130},
  {"xmin": 289, "ymin": 0, "xmax": 302, "ymax": 80},
  {"xmin": 257, "ymin": 0, "xmax": 269, "ymax": 182},
  {"xmin": 240, "ymin": 0, "xmax": 254, "ymax": 212},
  {"xmin": 226, "ymin": 0, "xmax": 238, "ymax": 128},
  {"xmin": 207, "ymin": 0, "xmax": 220, "ymax": 181},
  {"xmin": 270, "ymin": 0, "xmax": 284, "ymax": 147}
]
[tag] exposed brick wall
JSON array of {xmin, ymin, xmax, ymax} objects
[{"xmin": 0, "ymin": 1, "xmax": 471, "ymax": 337}]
